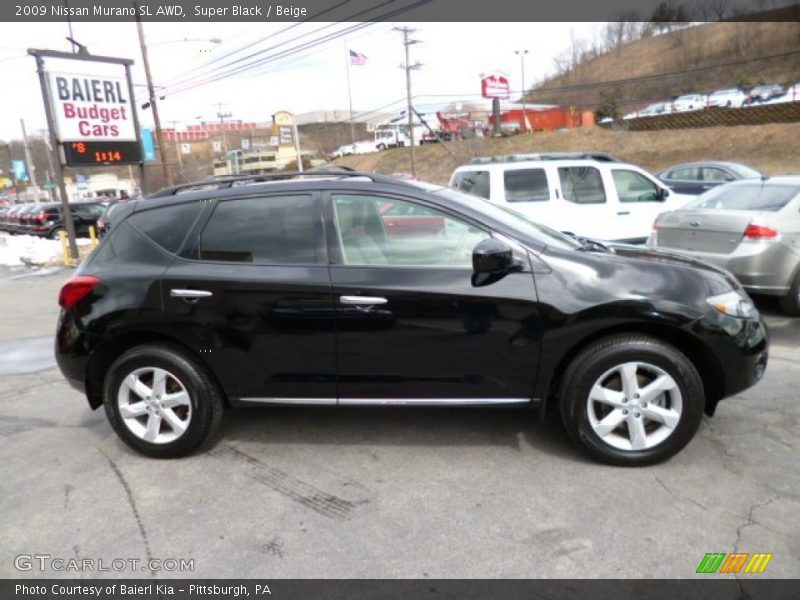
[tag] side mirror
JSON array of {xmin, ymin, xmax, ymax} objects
[
  {"xmin": 473, "ymin": 239, "xmax": 515, "ymax": 274},
  {"xmin": 658, "ymin": 187, "xmax": 670, "ymax": 200}
]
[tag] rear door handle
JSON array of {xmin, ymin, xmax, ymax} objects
[
  {"xmin": 170, "ymin": 289, "xmax": 213, "ymax": 299},
  {"xmin": 340, "ymin": 295, "xmax": 388, "ymax": 305},
  {"xmin": 617, "ymin": 211, "xmax": 631, "ymax": 216}
]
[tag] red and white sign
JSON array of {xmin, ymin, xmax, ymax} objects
[
  {"xmin": 48, "ymin": 70, "xmax": 136, "ymax": 142},
  {"xmin": 481, "ymin": 73, "xmax": 510, "ymax": 100}
]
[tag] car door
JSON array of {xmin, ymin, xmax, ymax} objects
[
  {"xmin": 325, "ymin": 190, "xmax": 541, "ymax": 403},
  {"xmin": 608, "ymin": 168, "xmax": 672, "ymax": 242},
  {"xmin": 160, "ymin": 192, "xmax": 337, "ymax": 403},
  {"xmin": 553, "ymin": 163, "xmax": 614, "ymax": 240}
]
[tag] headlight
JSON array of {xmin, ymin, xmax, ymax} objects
[{"xmin": 706, "ymin": 291, "xmax": 758, "ymax": 319}]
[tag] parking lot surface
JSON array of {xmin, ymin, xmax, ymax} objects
[{"xmin": 0, "ymin": 268, "xmax": 798, "ymax": 578}]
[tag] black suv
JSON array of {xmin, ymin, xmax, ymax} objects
[
  {"xmin": 22, "ymin": 202, "xmax": 105, "ymax": 239},
  {"xmin": 55, "ymin": 171, "xmax": 768, "ymax": 465}
]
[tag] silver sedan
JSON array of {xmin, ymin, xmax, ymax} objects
[{"xmin": 648, "ymin": 177, "xmax": 800, "ymax": 316}]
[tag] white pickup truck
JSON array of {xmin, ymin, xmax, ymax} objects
[{"xmin": 449, "ymin": 153, "xmax": 691, "ymax": 244}]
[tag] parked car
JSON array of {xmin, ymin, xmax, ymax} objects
[
  {"xmin": 745, "ymin": 84, "xmax": 785, "ymax": 104},
  {"xmin": 624, "ymin": 102, "xmax": 672, "ymax": 119},
  {"xmin": 21, "ymin": 202, "xmax": 105, "ymax": 239},
  {"xmin": 0, "ymin": 204, "xmax": 25, "ymax": 232},
  {"xmin": 55, "ymin": 171, "xmax": 768, "ymax": 465},
  {"xmin": 449, "ymin": 153, "xmax": 690, "ymax": 244},
  {"xmin": 649, "ymin": 177, "xmax": 800, "ymax": 315},
  {"xmin": 672, "ymin": 94, "xmax": 707, "ymax": 112},
  {"xmin": 657, "ymin": 161, "xmax": 763, "ymax": 195},
  {"xmin": 707, "ymin": 88, "xmax": 747, "ymax": 108},
  {"xmin": 7, "ymin": 204, "xmax": 36, "ymax": 234}
]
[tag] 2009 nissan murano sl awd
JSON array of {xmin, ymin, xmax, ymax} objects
[{"xmin": 55, "ymin": 171, "xmax": 768, "ymax": 465}]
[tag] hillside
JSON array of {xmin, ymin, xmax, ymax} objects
[
  {"xmin": 528, "ymin": 20, "xmax": 800, "ymax": 114},
  {"xmin": 334, "ymin": 122, "xmax": 800, "ymax": 184}
]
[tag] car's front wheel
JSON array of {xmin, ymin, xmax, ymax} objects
[
  {"xmin": 103, "ymin": 345, "xmax": 225, "ymax": 458},
  {"xmin": 559, "ymin": 335, "xmax": 704, "ymax": 466}
]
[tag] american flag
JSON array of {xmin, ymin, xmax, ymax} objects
[{"xmin": 349, "ymin": 50, "xmax": 367, "ymax": 66}]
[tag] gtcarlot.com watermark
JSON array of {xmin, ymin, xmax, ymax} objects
[{"xmin": 14, "ymin": 553, "xmax": 194, "ymax": 573}]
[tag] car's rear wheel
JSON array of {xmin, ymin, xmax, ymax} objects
[
  {"xmin": 103, "ymin": 345, "xmax": 225, "ymax": 458},
  {"xmin": 778, "ymin": 271, "xmax": 800, "ymax": 316},
  {"xmin": 49, "ymin": 227, "xmax": 65, "ymax": 240},
  {"xmin": 559, "ymin": 335, "xmax": 704, "ymax": 466}
]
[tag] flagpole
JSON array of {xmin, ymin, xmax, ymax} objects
[{"xmin": 345, "ymin": 43, "xmax": 356, "ymax": 146}]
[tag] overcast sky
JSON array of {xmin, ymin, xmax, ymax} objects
[{"xmin": 0, "ymin": 21, "xmax": 602, "ymax": 141}]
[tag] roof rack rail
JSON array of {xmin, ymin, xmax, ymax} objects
[
  {"xmin": 467, "ymin": 152, "xmax": 620, "ymax": 165},
  {"xmin": 148, "ymin": 169, "xmax": 392, "ymax": 197}
]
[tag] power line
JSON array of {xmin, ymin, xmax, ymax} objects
[{"xmin": 158, "ymin": 0, "xmax": 408, "ymax": 97}]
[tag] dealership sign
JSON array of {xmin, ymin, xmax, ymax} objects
[
  {"xmin": 49, "ymin": 71, "xmax": 135, "ymax": 142},
  {"xmin": 481, "ymin": 73, "xmax": 510, "ymax": 100}
]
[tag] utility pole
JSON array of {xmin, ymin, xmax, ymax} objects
[
  {"xmin": 167, "ymin": 120, "xmax": 184, "ymax": 181},
  {"xmin": 20, "ymin": 119, "xmax": 39, "ymax": 203},
  {"xmin": 215, "ymin": 102, "xmax": 232, "ymax": 153},
  {"xmin": 38, "ymin": 129, "xmax": 57, "ymax": 201},
  {"xmin": 515, "ymin": 49, "xmax": 529, "ymax": 133},
  {"xmin": 135, "ymin": 9, "xmax": 173, "ymax": 187},
  {"xmin": 394, "ymin": 26, "xmax": 422, "ymax": 177}
]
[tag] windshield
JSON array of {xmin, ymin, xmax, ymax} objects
[
  {"xmin": 412, "ymin": 182, "xmax": 582, "ymax": 250},
  {"xmin": 685, "ymin": 182, "xmax": 799, "ymax": 212}
]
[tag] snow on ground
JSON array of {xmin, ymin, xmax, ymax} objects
[{"xmin": 0, "ymin": 234, "xmax": 91, "ymax": 267}]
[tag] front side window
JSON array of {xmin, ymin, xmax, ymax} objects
[
  {"xmin": 558, "ymin": 167, "xmax": 606, "ymax": 204},
  {"xmin": 199, "ymin": 195, "xmax": 324, "ymax": 264},
  {"xmin": 451, "ymin": 170, "xmax": 490, "ymax": 199},
  {"xmin": 332, "ymin": 194, "xmax": 489, "ymax": 268},
  {"xmin": 503, "ymin": 169, "xmax": 550, "ymax": 203},
  {"xmin": 612, "ymin": 170, "xmax": 661, "ymax": 203}
]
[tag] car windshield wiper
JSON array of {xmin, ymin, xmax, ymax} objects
[{"xmin": 576, "ymin": 237, "xmax": 613, "ymax": 253}]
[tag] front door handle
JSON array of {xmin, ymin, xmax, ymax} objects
[
  {"xmin": 340, "ymin": 295, "xmax": 388, "ymax": 305},
  {"xmin": 617, "ymin": 211, "xmax": 631, "ymax": 216},
  {"xmin": 171, "ymin": 289, "xmax": 213, "ymax": 299}
]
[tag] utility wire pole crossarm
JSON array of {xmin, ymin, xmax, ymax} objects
[{"xmin": 394, "ymin": 26, "xmax": 422, "ymax": 178}]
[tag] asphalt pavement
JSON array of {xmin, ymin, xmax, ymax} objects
[{"xmin": 0, "ymin": 268, "xmax": 798, "ymax": 579}]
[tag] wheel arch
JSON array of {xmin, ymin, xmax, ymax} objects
[
  {"xmin": 85, "ymin": 330, "xmax": 227, "ymax": 410},
  {"xmin": 539, "ymin": 323, "xmax": 726, "ymax": 418}
]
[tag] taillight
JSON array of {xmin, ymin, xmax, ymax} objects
[
  {"xmin": 743, "ymin": 224, "xmax": 779, "ymax": 240},
  {"xmin": 58, "ymin": 276, "xmax": 100, "ymax": 309}
]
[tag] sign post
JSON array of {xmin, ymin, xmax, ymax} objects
[{"xmin": 28, "ymin": 48, "xmax": 142, "ymax": 262}]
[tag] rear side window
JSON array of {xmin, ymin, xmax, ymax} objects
[
  {"xmin": 558, "ymin": 167, "xmax": 606, "ymax": 204},
  {"xmin": 129, "ymin": 202, "xmax": 203, "ymax": 254},
  {"xmin": 667, "ymin": 167, "xmax": 701, "ymax": 181},
  {"xmin": 451, "ymin": 170, "xmax": 490, "ymax": 199},
  {"xmin": 504, "ymin": 169, "xmax": 550, "ymax": 203},
  {"xmin": 198, "ymin": 195, "xmax": 324, "ymax": 265},
  {"xmin": 702, "ymin": 168, "xmax": 734, "ymax": 182},
  {"xmin": 686, "ymin": 184, "xmax": 800, "ymax": 212}
]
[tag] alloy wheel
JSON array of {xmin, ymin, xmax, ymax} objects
[
  {"xmin": 586, "ymin": 361, "xmax": 682, "ymax": 451},
  {"xmin": 117, "ymin": 367, "xmax": 192, "ymax": 444}
]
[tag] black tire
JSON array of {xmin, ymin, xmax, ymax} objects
[
  {"xmin": 778, "ymin": 270, "xmax": 800, "ymax": 316},
  {"xmin": 377, "ymin": 143, "xmax": 386, "ymax": 151},
  {"xmin": 49, "ymin": 227, "xmax": 66, "ymax": 240},
  {"xmin": 559, "ymin": 334, "xmax": 704, "ymax": 466},
  {"xmin": 103, "ymin": 345, "xmax": 225, "ymax": 458}
]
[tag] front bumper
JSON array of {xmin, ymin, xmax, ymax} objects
[{"xmin": 696, "ymin": 312, "xmax": 768, "ymax": 410}]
